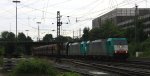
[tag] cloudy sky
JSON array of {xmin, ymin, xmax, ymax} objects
[{"xmin": 0, "ymin": 0, "xmax": 149, "ymax": 41}]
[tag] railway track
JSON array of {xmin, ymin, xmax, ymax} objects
[
  {"xmin": 97, "ymin": 60, "xmax": 150, "ymax": 70},
  {"xmin": 48, "ymin": 58, "xmax": 116, "ymax": 76},
  {"xmin": 53, "ymin": 63, "xmax": 95, "ymax": 76},
  {"xmin": 93, "ymin": 62, "xmax": 150, "ymax": 76},
  {"xmin": 61, "ymin": 59, "xmax": 150, "ymax": 76},
  {"xmin": 127, "ymin": 60, "xmax": 150, "ymax": 65}
]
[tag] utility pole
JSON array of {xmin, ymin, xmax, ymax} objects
[
  {"xmin": 135, "ymin": 5, "xmax": 138, "ymax": 42},
  {"xmin": 12, "ymin": 0, "xmax": 20, "ymax": 40},
  {"xmin": 37, "ymin": 22, "xmax": 41, "ymax": 42},
  {"xmin": 79, "ymin": 28, "xmax": 81, "ymax": 38},
  {"xmin": 12, "ymin": 0, "xmax": 20, "ymax": 57},
  {"xmin": 73, "ymin": 30, "xmax": 74, "ymax": 39}
]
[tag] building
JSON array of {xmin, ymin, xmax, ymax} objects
[{"xmin": 92, "ymin": 8, "xmax": 150, "ymax": 36}]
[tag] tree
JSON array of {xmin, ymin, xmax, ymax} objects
[
  {"xmin": 55, "ymin": 36, "xmax": 72, "ymax": 42},
  {"xmin": 0, "ymin": 31, "xmax": 16, "ymax": 57},
  {"xmin": 124, "ymin": 20, "xmax": 148, "ymax": 43},
  {"xmin": 1, "ymin": 31, "xmax": 15, "ymax": 42},
  {"xmin": 82, "ymin": 27, "xmax": 90, "ymax": 41},
  {"xmin": 24, "ymin": 36, "xmax": 33, "ymax": 55},
  {"xmin": 101, "ymin": 20, "xmax": 125, "ymax": 38},
  {"xmin": 89, "ymin": 28, "xmax": 103, "ymax": 40},
  {"xmin": 26, "ymin": 36, "xmax": 33, "ymax": 42},
  {"xmin": 124, "ymin": 27, "xmax": 135, "ymax": 42},
  {"xmin": 42, "ymin": 34, "xmax": 53, "ymax": 42},
  {"xmin": 1, "ymin": 31, "xmax": 9, "ymax": 41},
  {"xmin": 89, "ymin": 20, "xmax": 125, "ymax": 41},
  {"xmin": 18, "ymin": 32, "xmax": 26, "ymax": 42},
  {"xmin": 136, "ymin": 20, "xmax": 147, "ymax": 42},
  {"xmin": 7, "ymin": 32, "xmax": 16, "ymax": 41}
]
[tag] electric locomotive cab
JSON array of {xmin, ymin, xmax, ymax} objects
[
  {"xmin": 80, "ymin": 41, "xmax": 89, "ymax": 55},
  {"xmin": 107, "ymin": 38, "xmax": 128, "ymax": 59}
]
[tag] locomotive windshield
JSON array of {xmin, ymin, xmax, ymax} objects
[{"xmin": 113, "ymin": 40, "xmax": 127, "ymax": 45}]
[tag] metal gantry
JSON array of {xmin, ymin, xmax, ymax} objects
[
  {"xmin": 37, "ymin": 22, "xmax": 41, "ymax": 42},
  {"xmin": 57, "ymin": 11, "xmax": 62, "ymax": 37}
]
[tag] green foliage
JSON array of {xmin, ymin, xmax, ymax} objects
[
  {"xmin": 89, "ymin": 20, "xmax": 125, "ymax": 40},
  {"xmin": 0, "ymin": 47, "xmax": 4, "ymax": 56},
  {"xmin": 4, "ymin": 43, "xmax": 16, "ymax": 57},
  {"xmin": 55, "ymin": 36, "xmax": 73, "ymax": 42},
  {"xmin": 82, "ymin": 27, "xmax": 90, "ymax": 41},
  {"xmin": 1, "ymin": 31, "xmax": 15, "ymax": 42},
  {"xmin": 128, "ymin": 42, "xmax": 142, "ymax": 57},
  {"xmin": 125, "ymin": 20, "xmax": 148, "ymax": 43},
  {"xmin": 129, "ymin": 38, "xmax": 150, "ymax": 57},
  {"xmin": 0, "ymin": 47, "xmax": 4, "ymax": 66},
  {"xmin": 18, "ymin": 32, "xmax": 26, "ymax": 42},
  {"xmin": 124, "ymin": 28, "xmax": 135, "ymax": 42},
  {"xmin": 140, "ymin": 51, "xmax": 150, "ymax": 58},
  {"xmin": 1, "ymin": 31, "xmax": 9, "ymax": 39},
  {"xmin": 26, "ymin": 36, "xmax": 33, "ymax": 42},
  {"xmin": 0, "ymin": 31, "xmax": 33, "ymax": 42},
  {"xmin": 11, "ymin": 58, "xmax": 57, "ymax": 76},
  {"xmin": 15, "ymin": 46, "xmax": 24, "ymax": 55},
  {"xmin": 0, "ymin": 56, "xmax": 3, "ymax": 66},
  {"xmin": 43, "ymin": 34, "xmax": 53, "ymax": 42},
  {"xmin": 18, "ymin": 32, "xmax": 33, "ymax": 42},
  {"xmin": 135, "ymin": 20, "xmax": 147, "ymax": 42},
  {"xmin": 101, "ymin": 20, "xmax": 125, "ymax": 38},
  {"xmin": 139, "ymin": 38, "xmax": 150, "ymax": 57},
  {"xmin": 58, "ymin": 72, "xmax": 80, "ymax": 76},
  {"xmin": 141, "ymin": 38, "xmax": 150, "ymax": 51},
  {"xmin": 128, "ymin": 42, "xmax": 139, "ymax": 57},
  {"xmin": 89, "ymin": 28, "xmax": 102, "ymax": 40}
]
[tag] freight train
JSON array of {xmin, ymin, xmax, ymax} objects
[{"xmin": 32, "ymin": 38, "xmax": 129, "ymax": 60}]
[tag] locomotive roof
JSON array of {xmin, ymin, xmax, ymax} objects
[
  {"xmin": 92, "ymin": 39, "xmax": 107, "ymax": 43},
  {"xmin": 81, "ymin": 41, "xmax": 87, "ymax": 44},
  {"xmin": 70, "ymin": 42, "xmax": 80, "ymax": 45},
  {"xmin": 107, "ymin": 38, "xmax": 127, "ymax": 41}
]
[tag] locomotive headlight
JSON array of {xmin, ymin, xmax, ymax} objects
[
  {"xmin": 117, "ymin": 45, "xmax": 122, "ymax": 48},
  {"xmin": 115, "ymin": 51, "xmax": 117, "ymax": 53},
  {"xmin": 119, "ymin": 45, "xmax": 122, "ymax": 48}
]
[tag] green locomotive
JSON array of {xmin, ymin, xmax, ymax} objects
[{"xmin": 72, "ymin": 38, "xmax": 128, "ymax": 59}]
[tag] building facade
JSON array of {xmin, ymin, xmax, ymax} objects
[{"xmin": 92, "ymin": 8, "xmax": 150, "ymax": 35}]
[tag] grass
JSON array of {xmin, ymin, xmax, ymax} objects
[
  {"xmin": 9, "ymin": 58, "xmax": 80, "ymax": 76},
  {"xmin": 10, "ymin": 58, "xmax": 57, "ymax": 76}
]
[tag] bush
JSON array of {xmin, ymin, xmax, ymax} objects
[
  {"xmin": 128, "ymin": 41, "xmax": 144, "ymax": 57},
  {"xmin": 0, "ymin": 47, "xmax": 4, "ymax": 56},
  {"xmin": 0, "ymin": 47, "xmax": 4, "ymax": 66},
  {"xmin": 140, "ymin": 38, "xmax": 150, "ymax": 57},
  {"xmin": 10, "ymin": 58, "xmax": 57, "ymax": 76},
  {"xmin": 129, "ymin": 38, "xmax": 150, "ymax": 58},
  {"xmin": 140, "ymin": 50, "xmax": 150, "ymax": 58}
]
